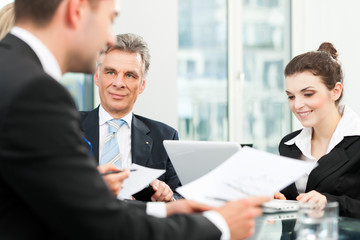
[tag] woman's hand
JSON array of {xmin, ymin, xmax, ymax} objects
[
  {"xmin": 297, "ymin": 190, "xmax": 327, "ymax": 207},
  {"xmin": 273, "ymin": 192, "xmax": 286, "ymax": 200}
]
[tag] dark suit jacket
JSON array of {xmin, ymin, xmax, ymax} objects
[
  {"xmin": 279, "ymin": 130, "xmax": 360, "ymax": 218},
  {"xmin": 0, "ymin": 33, "xmax": 221, "ymax": 239},
  {"xmin": 80, "ymin": 108, "xmax": 182, "ymax": 200}
]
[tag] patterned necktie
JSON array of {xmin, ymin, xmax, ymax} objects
[{"xmin": 100, "ymin": 119, "xmax": 126, "ymax": 168}]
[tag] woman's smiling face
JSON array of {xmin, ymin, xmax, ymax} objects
[{"xmin": 285, "ymin": 71, "xmax": 340, "ymax": 129}]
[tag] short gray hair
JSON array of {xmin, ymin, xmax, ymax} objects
[{"xmin": 97, "ymin": 33, "xmax": 151, "ymax": 78}]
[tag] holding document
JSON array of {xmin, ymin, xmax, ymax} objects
[{"xmin": 176, "ymin": 147, "xmax": 316, "ymax": 206}]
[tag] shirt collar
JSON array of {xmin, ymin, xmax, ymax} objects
[
  {"xmin": 10, "ymin": 27, "xmax": 62, "ymax": 82},
  {"xmin": 285, "ymin": 105, "xmax": 360, "ymax": 156},
  {"xmin": 285, "ymin": 127, "xmax": 313, "ymax": 159},
  {"xmin": 98, "ymin": 105, "xmax": 133, "ymax": 128}
]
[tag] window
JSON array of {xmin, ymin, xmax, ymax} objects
[
  {"xmin": 178, "ymin": 0, "xmax": 228, "ymax": 141},
  {"xmin": 178, "ymin": 0, "xmax": 291, "ymax": 153},
  {"xmin": 62, "ymin": 73, "xmax": 94, "ymax": 111}
]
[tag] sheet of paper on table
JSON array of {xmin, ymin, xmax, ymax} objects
[
  {"xmin": 117, "ymin": 163, "xmax": 165, "ymax": 199},
  {"xmin": 176, "ymin": 147, "xmax": 317, "ymax": 206}
]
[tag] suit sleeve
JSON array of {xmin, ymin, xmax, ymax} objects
[
  {"xmin": 322, "ymin": 144, "xmax": 360, "ymax": 218},
  {"xmin": 323, "ymin": 193, "xmax": 360, "ymax": 218},
  {"xmin": 0, "ymin": 77, "xmax": 221, "ymax": 240}
]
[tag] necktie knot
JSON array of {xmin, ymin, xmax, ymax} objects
[{"xmin": 107, "ymin": 119, "xmax": 126, "ymax": 134}]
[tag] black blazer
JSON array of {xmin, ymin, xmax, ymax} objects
[
  {"xmin": 80, "ymin": 108, "xmax": 182, "ymax": 199},
  {"xmin": 0, "ymin": 33, "xmax": 221, "ymax": 239},
  {"xmin": 279, "ymin": 130, "xmax": 360, "ymax": 218}
]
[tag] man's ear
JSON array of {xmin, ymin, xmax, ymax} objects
[
  {"xmin": 94, "ymin": 68, "xmax": 100, "ymax": 87},
  {"xmin": 139, "ymin": 79, "xmax": 146, "ymax": 94},
  {"xmin": 66, "ymin": 0, "xmax": 86, "ymax": 28}
]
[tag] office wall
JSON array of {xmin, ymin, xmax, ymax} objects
[
  {"xmin": 292, "ymin": 0, "xmax": 360, "ymax": 130},
  {"xmin": 101, "ymin": 0, "xmax": 179, "ymax": 129}
]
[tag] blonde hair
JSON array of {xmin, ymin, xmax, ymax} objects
[{"xmin": 0, "ymin": 3, "xmax": 15, "ymax": 40}]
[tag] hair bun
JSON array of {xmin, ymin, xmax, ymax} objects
[{"xmin": 317, "ymin": 42, "xmax": 338, "ymax": 61}]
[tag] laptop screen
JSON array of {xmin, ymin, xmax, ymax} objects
[{"xmin": 163, "ymin": 140, "xmax": 241, "ymax": 184}]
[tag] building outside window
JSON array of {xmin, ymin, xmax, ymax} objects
[
  {"xmin": 178, "ymin": 0, "xmax": 291, "ymax": 153},
  {"xmin": 178, "ymin": 0, "xmax": 228, "ymax": 141}
]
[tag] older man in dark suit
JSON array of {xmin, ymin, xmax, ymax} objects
[
  {"xmin": 0, "ymin": 0, "xmax": 268, "ymax": 239},
  {"xmin": 81, "ymin": 33, "xmax": 181, "ymax": 202}
]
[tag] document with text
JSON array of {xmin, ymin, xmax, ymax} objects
[
  {"xmin": 176, "ymin": 147, "xmax": 317, "ymax": 206},
  {"xmin": 117, "ymin": 164, "xmax": 165, "ymax": 199}
]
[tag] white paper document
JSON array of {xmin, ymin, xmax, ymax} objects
[
  {"xmin": 117, "ymin": 163, "xmax": 165, "ymax": 199},
  {"xmin": 176, "ymin": 147, "xmax": 317, "ymax": 206}
]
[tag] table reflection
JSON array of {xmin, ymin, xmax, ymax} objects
[{"xmin": 248, "ymin": 212, "xmax": 360, "ymax": 240}]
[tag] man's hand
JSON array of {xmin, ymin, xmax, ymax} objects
[
  {"xmin": 166, "ymin": 199, "xmax": 215, "ymax": 216},
  {"xmin": 215, "ymin": 196, "xmax": 270, "ymax": 240},
  {"xmin": 97, "ymin": 163, "xmax": 129, "ymax": 196},
  {"xmin": 150, "ymin": 179, "xmax": 174, "ymax": 202}
]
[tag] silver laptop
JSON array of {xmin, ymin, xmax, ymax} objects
[{"xmin": 163, "ymin": 140, "xmax": 241, "ymax": 184}]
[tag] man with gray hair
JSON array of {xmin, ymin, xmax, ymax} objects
[{"xmin": 81, "ymin": 33, "xmax": 182, "ymax": 202}]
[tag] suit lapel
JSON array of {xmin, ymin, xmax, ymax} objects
[
  {"xmin": 306, "ymin": 137, "xmax": 358, "ymax": 191},
  {"xmin": 131, "ymin": 115, "xmax": 153, "ymax": 166},
  {"xmin": 82, "ymin": 107, "xmax": 100, "ymax": 162},
  {"xmin": 280, "ymin": 144, "xmax": 302, "ymax": 199}
]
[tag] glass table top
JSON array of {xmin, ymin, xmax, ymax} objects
[{"xmin": 248, "ymin": 212, "xmax": 360, "ymax": 240}]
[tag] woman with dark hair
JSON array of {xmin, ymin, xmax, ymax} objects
[{"xmin": 276, "ymin": 42, "xmax": 360, "ymax": 218}]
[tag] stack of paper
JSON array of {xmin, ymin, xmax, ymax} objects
[{"xmin": 176, "ymin": 147, "xmax": 317, "ymax": 206}]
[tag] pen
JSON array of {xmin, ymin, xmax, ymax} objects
[
  {"xmin": 206, "ymin": 196, "xmax": 229, "ymax": 202},
  {"xmin": 101, "ymin": 169, "xmax": 137, "ymax": 176}
]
